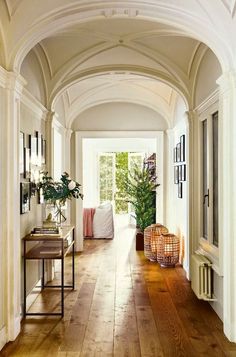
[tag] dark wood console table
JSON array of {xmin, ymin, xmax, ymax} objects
[{"xmin": 23, "ymin": 225, "xmax": 75, "ymax": 317}]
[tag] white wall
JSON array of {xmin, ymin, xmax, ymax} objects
[
  {"xmin": 193, "ymin": 49, "xmax": 223, "ymax": 319},
  {"xmin": 20, "ymin": 103, "xmax": 45, "ymax": 299},
  {"xmin": 165, "ymin": 96, "xmax": 188, "ymax": 272},
  {"xmin": 72, "ymin": 102, "xmax": 168, "ymax": 131},
  {"xmin": 21, "ymin": 51, "xmax": 46, "ymax": 106},
  {"xmin": 83, "ymin": 138, "xmax": 157, "ymax": 208},
  {"xmin": 194, "ymin": 49, "xmax": 221, "ymax": 108},
  {"xmin": 0, "ymin": 86, "xmax": 6, "ymax": 347}
]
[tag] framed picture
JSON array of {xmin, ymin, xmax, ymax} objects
[
  {"xmin": 180, "ymin": 134, "xmax": 185, "ymax": 162},
  {"xmin": 24, "ymin": 147, "xmax": 30, "ymax": 179},
  {"xmin": 42, "ymin": 139, "xmax": 46, "ymax": 165},
  {"xmin": 181, "ymin": 164, "xmax": 186, "ymax": 181},
  {"xmin": 29, "ymin": 135, "xmax": 38, "ymax": 166},
  {"xmin": 176, "ymin": 142, "xmax": 181, "ymax": 162},
  {"xmin": 178, "ymin": 165, "xmax": 182, "ymax": 182},
  {"xmin": 174, "ymin": 166, "xmax": 179, "ymax": 184},
  {"xmin": 178, "ymin": 182, "xmax": 183, "ymax": 199},
  {"xmin": 20, "ymin": 182, "xmax": 31, "ymax": 214},
  {"xmin": 19, "ymin": 132, "xmax": 24, "ymax": 175},
  {"xmin": 37, "ymin": 132, "xmax": 42, "ymax": 166}
]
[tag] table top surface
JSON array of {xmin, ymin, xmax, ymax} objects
[{"xmin": 23, "ymin": 225, "xmax": 74, "ymax": 241}]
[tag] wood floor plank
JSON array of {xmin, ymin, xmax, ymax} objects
[{"xmin": 2, "ymin": 218, "xmax": 236, "ymax": 356}]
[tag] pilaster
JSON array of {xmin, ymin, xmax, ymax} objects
[
  {"xmin": 185, "ymin": 110, "xmax": 199, "ymax": 279},
  {"xmin": 45, "ymin": 111, "xmax": 57, "ymax": 176},
  {"xmin": 1, "ymin": 71, "xmax": 26, "ymax": 342},
  {"xmin": 217, "ymin": 71, "xmax": 236, "ymax": 341}
]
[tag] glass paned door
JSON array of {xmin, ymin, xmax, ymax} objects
[
  {"xmin": 202, "ymin": 119, "xmax": 208, "ymax": 239},
  {"xmin": 99, "ymin": 153, "xmax": 115, "ymax": 204},
  {"xmin": 212, "ymin": 112, "xmax": 219, "ymax": 247}
]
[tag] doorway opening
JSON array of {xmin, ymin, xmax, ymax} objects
[{"xmin": 82, "ymin": 137, "xmax": 159, "ymax": 232}]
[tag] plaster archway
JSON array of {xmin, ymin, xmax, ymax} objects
[{"xmin": 9, "ymin": 2, "xmax": 229, "ymax": 73}]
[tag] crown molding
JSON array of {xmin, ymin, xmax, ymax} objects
[
  {"xmin": 194, "ymin": 88, "xmax": 219, "ymax": 115},
  {"xmin": 21, "ymin": 88, "xmax": 48, "ymax": 121}
]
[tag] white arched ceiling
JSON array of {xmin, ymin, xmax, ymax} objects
[
  {"xmin": 0, "ymin": 0, "xmax": 227, "ymax": 128},
  {"xmin": 54, "ymin": 74, "xmax": 177, "ymax": 129},
  {"xmin": 71, "ymin": 102, "xmax": 169, "ymax": 131},
  {"xmin": 2, "ymin": 1, "xmax": 233, "ymax": 72}
]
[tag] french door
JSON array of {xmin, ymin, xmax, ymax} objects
[{"xmin": 201, "ymin": 111, "xmax": 219, "ymax": 248}]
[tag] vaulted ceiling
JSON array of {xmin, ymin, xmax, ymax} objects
[{"xmin": 0, "ymin": 1, "xmax": 228, "ymax": 128}]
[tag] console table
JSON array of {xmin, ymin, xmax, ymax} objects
[{"xmin": 23, "ymin": 225, "xmax": 75, "ymax": 317}]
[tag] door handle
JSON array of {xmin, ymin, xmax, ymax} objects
[{"xmin": 203, "ymin": 189, "xmax": 209, "ymax": 207}]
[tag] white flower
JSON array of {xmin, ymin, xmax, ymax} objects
[{"xmin": 68, "ymin": 180, "xmax": 76, "ymax": 190}]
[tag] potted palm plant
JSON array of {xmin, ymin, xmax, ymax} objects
[{"xmin": 121, "ymin": 164, "xmax": 159, "ymax": 250}]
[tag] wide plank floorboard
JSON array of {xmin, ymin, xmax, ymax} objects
[{"xmin": 1, "ymin": 216, "xmax": 235, "ymax": 356}]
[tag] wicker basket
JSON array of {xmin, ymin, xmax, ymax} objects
[
  {"xmin": 156, "ymin": 233, "xmax": 180, "ymax": 267},
  {"xmin": 144, "ymin": 224, "xmax": 168, "ymax": 262}
]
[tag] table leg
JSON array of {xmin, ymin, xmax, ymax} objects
[
  {"xmin": 23, "ymin": 240, "xmax": 26, "ymax": 317},
  {"xmin": 42, "ymin": 259, "xmax": 45, "ymax": 289},
  {"xmin": 61, "ymin": 241, "xmax": 64, "ymax": 317}
]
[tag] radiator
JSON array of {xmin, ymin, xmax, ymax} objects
[{"xmin": 191, "ymin": 254, "xmax": 215, "ymax": 301}]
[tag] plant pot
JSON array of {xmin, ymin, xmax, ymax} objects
[{"xmin": 136, "ymin": 229, "xmax": 144, "ymax": 251}]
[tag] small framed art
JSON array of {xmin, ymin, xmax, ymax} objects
[
  {"xmin": 178, "ymin": 182, "xmax": 183, "ymax": 199},
  {"xmin": 173, "ymin": 147, "xmax": 177, "ymax": 163},
  {"xmin": 20, "ymin": 132, "xmax": 24, "ymax": 175},
  {"xmin": 176, "ymin": 142, "xmax": 181, "ymax": 162},
  {"xmin": 24, "ymin": 147, "xmax": 30, "ymax": 179},
  {"xmin": 174, "ymin": 166, "xmax": 179, "ymax": 184},
  {"xmin": 181, "ymin": 164, "xmax": 186, "ymax": 181},
  {"xmin": 180, "ymin": 134, "xmax": 185, "ymax": 162},
  {"xmin": 20, "ymin": 182, "xmax": 31, "ymax": 214}
]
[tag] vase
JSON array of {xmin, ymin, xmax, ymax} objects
[{"xmin": 44, "ymin": 202, "xmax": 66, "ymax": 227}]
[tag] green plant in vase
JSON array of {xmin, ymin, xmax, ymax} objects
[
  {"xmin": 38, "ymin": 172, "xmax": 83, "ymax": 225},
  {"xmin": 120, "ymin": 164, "xmax": 159, "ymax": 231}
]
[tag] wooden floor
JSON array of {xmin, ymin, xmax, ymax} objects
[{"xmin": 2, "ymin": 218, "xmax": 236, "ymax": 357}]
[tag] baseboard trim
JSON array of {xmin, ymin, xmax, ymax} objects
[{"xmin": 0, "ymin": 325, "xmax": 7, "ymax": 351}]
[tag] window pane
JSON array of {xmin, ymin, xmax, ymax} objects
[
  {"xmin": 212, "ymin": 112, "xmax": 219, "ymax": 247},
  {"xmin": 202, "ymin": 120, "xmax": 208, "ymax": 239}
]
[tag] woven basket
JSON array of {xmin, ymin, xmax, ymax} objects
[
  {"xmin": 156, "ymin": 233, "xmax": 180, "ymax": 267},
  {"xmin": 144, "ymin": 224, "xmax": 168, "ymax": 262}
]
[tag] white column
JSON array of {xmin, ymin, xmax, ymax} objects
[
  {"xmin": 64, "ymin": 128, "xmax": 73, "ymax": 224},
  {"xmin": 165, "ymin": 129, "xmax": 175, "ymax": 230},
  {"xmin": 217, "ymin": 71, "xmax": 236, "ymax": 342},
  {"xmin": 1, "ymin": 71, "xmax": 26, "ymax": 341},
  {"xmin": 45, "ymin": 111, "xmax": 56, "ymax": 176},
  {"xmin": 65, "ymin": 128, "xmax": 73, "ymax": 174},
  {"xmin": 75, "ymin": 132, "xmax": 83, "ymax": 251},
  {"xmin": 185, "ymin": 110, "xmax": 199, "ymax": 279}
]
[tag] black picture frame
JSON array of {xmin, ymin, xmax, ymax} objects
[
  {"xmin": 180, "ymin": 134, "xmax": 185, "ymax": 162},
  {"xmin": 181, "ymin": 164, "xmax": 186, "ymax": 181},
  {"xmin": 176, "ymin": 142, "xmax": 181, "ymax": 162},
  {"xmin": 174, "ymin": 166, "xmax": 179, "ymax": 184},
  {"xmin": 20, "ymin": 182, "xmax": 31, "ymax": 214},
  {"xmin": 178, "ymin": 165, "xmax": 182, "ymax": 182},
  {"xmin": 42, "ymin": 139, "xmax": 46, "ymax": 165},
  {"xmin": 20, "ymin": 132, "xmax": 24, "ymax": 175},
  {"xmin": 178, "ymin": 182, "xmax": 183, "ymax": 199},
  {"xmin": 24, "ymin": 147, "xmax": 30, "ymax": 179},
  {"xmin": 29, "ymin": 135, "xmax": 38, "ymax": 166}
]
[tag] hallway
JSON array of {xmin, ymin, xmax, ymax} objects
[{"xmin": 2, "ymin": 222, "xmax": 236, "ymax": 357}]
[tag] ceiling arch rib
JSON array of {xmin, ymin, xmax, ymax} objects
[
  {"xmin": 47, "ymin": 38, "xmax": 191, "ymax": 98},
  {"xmin": 50, "ymin": 65, "xmax": 190, "ymax": 110},
  {"xmin": 9, "ymin": 2, "xmax": 232, "ymax": 72},
  {"xmin": 63, "ymin": 77, "xmax": 173, "ymax": 128}
]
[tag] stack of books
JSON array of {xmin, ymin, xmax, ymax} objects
[{"xmin": 31, "ymin": 227, "xmax": 62, "ymax": 237}]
